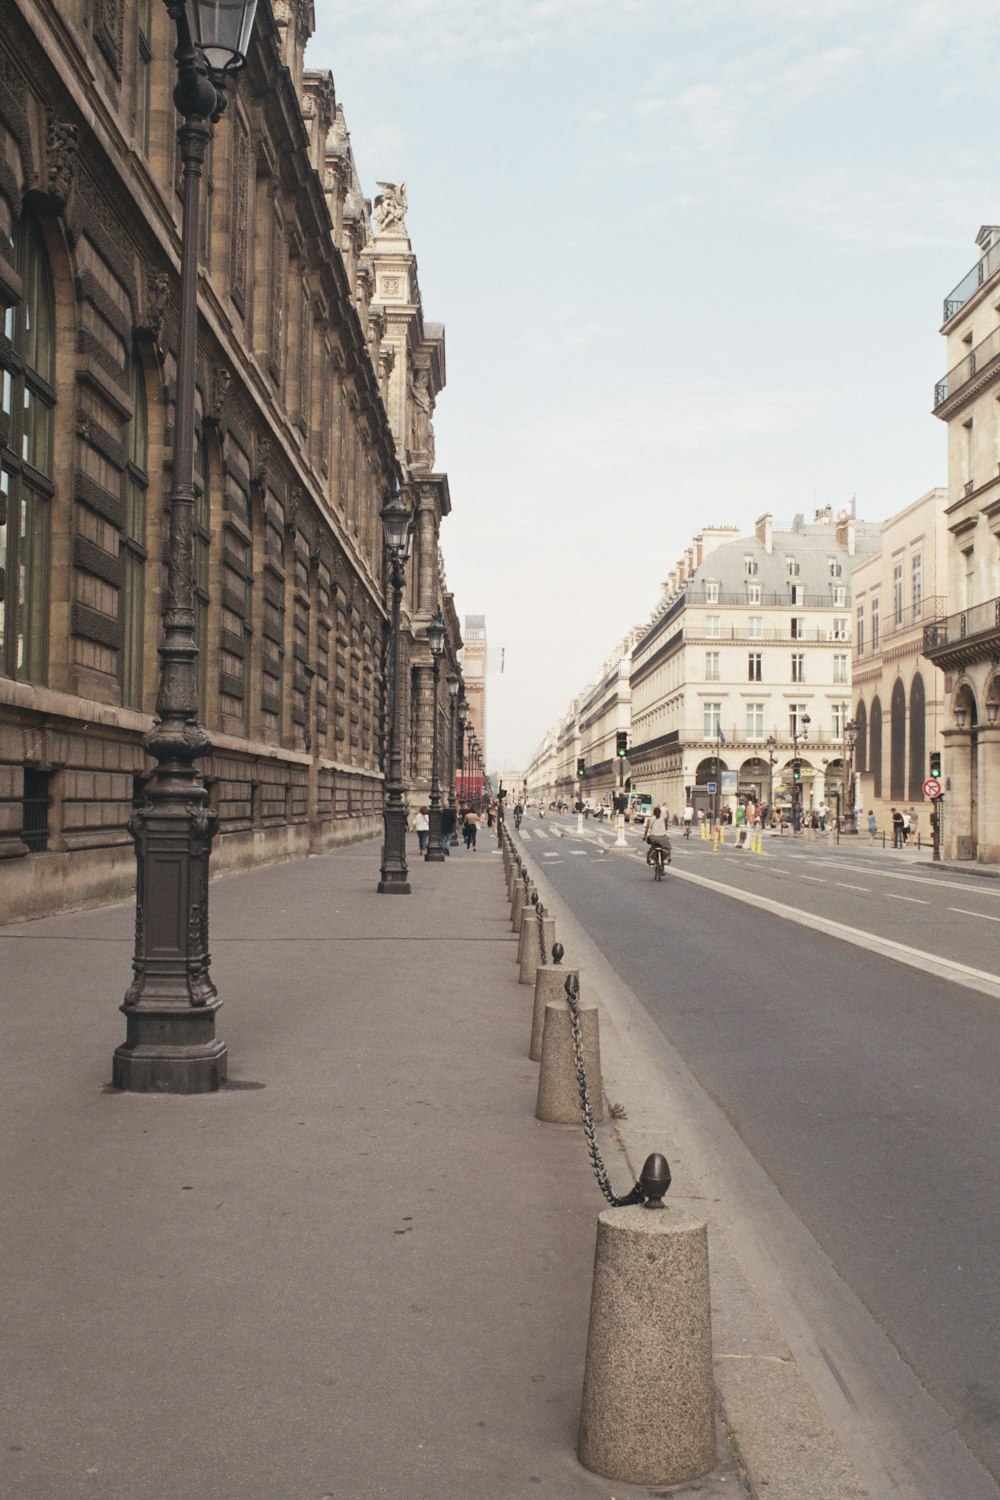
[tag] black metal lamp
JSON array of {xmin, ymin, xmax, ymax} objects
[
  {"xmin": 424, "ymin": 613, "xmax": 446, "ymax": 862},
  {"xmin": 446, "ymin": 674, "xmax": 459, "ymax": 810},
  {"xmin": 955, "ymin": 705, "xmax": 967, "ymax": 730},
  {"xmin": 113, "ymin": 0, "xmax": 259, "ymax": 1094},
  {"xmin": 843, "ymin": 718, "xmax": 858, "ymax": 834},
  {"xmin": 378, "ymin": 484, "xmax": 413, "ymax": 894}
]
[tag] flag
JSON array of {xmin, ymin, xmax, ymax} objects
[{"xmin": 717, "ymin": 724, "xmax": 726, "ymax": 747}]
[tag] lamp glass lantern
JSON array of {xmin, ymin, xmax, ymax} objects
[
  {"xmin": 381, "ymin": 485, "xmax": 410, "ymax": 554},
  {"xmin": 190, "ymin": 0, "xmax": 260, "ymax": 71},
  {"xmin": 426, "ymin": 613, "xmax": 445, "ymax": 657}
]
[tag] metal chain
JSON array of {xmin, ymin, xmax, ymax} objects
[
  {"xmin": 563, "ymin": 973, "xmax": 643, "ymax": 1208},
  {"xmin": 535, "ymin": 900, "xmax": 547, "ymax": 967}
]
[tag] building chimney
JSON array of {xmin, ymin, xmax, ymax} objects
[{"xmin": 755, "ymin": 513, "xmax": 773, "ymax": 553}]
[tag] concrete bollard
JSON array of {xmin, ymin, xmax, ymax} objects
[
  {"xmin": 577, "ymin": 1204, "xmax": 715, "ymax": 1486},
  {"xmin": 529, "ymin": 964, "xmax": 567, "ymax": 1060},
  {"xmin": 535, "ymin": 994, "xmax": 602, "ymax": 1124},
  {"xmin": 516, "ymin": 906, "xmax": 536, "ymax": 972},
  {"xmin": 511, "ymin": 878, "xmax": 529, "ymax": 933}
]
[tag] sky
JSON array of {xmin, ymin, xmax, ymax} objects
[{"xmin": 306, "ymin": 0, "xmax": 999, "ymax": 776}]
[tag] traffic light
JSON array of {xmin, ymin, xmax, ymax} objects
[
  {"xmin": 616, "ymin": 730, "xmax": 628, "ymax": 758},
  {"xmin": 929, "ymin": 750, "xmax": 942, "ymax": 780},
  {"xmin": 577, "ymin": 757, "xmax": 586, "ymax": 778},
  {"xmin": 791, "ymin": 759, "xmax": 801, "ymax": 782}
]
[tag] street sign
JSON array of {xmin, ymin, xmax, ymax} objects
[
  {"xmin": 923, "ymin": 777, "xmax": 942, "ymax": 800},
  {"xmin": 706, "ymin": 781, "xmax": 717, "ymax": 794}
]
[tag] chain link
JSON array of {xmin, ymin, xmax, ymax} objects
[
  {"xmin": 563, "ymin": 973, "xmax": 644, "ymax": 1208},
  {"xmin": 535, "ymin": 900, "xmax": 547, "ymax": 967}
]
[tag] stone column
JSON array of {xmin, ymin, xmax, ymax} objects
[
  {"xmin": 412, "ymin": 662, "xmax": 435, "ymax": 786},
  {"xmin": 976, "ymin": 725, "xmax": 1000, "ymax": 861},
  {"xmin": 417, "ymin": 492, "xmax": 437, "ymax": 614},
  {"xmin": 942, "ymin": 726, "xmax": 971, "ymax": 858}
]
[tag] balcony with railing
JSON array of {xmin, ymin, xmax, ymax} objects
[
  {"xmin": 934, "ymin": 324, "xmax": 1000, "ymax": 410},
  {"xmin": 942, "ymin": 237, "xmax": 1000, "ymax": 323},
  {"xmin": 923, "ymin": 594, "xmax": 1000, "ymax": 670},
  {"xmin": 855, "ymin": 595, "xmax": 946, "ymax": 658}
]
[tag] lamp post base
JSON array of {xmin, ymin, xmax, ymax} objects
[{"xmin": 113, "ymin": 1002, "xmax": 227, "ymax": 1093}]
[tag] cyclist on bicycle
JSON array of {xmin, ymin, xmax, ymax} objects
[
  {"xmin": 513, "ymin": 801, "xmax": 523, "ymax": 830},
  {"xmin": 683, "ymin": 800, "xmax": 694, "ymax": 838},
  {"xmin": 645, "ymin": 806, "xmax": 672, "ymax": 866}
]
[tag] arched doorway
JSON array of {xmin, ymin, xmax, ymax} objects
[
  {"xmin": 908, "ymin": 673, "xmax": 926, "ymax": 801},
  {"xmin": 870, "ymin": 697, "xmax": 883, "ymax": 799},
  {"xmin": 890, "ymin": 678, "xmax": 906, "ymax": 801}
]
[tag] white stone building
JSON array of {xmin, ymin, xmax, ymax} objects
[
  {"xmin": 628, "ymin": 511, "xmax": 881, "ymax": 820},
  {"xmin": 924, "ymin": 225, "xmax": 1000, "ymax": 862}
]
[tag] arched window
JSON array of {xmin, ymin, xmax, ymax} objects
[
  {"xmin": 120, "ymin": 349, "xmax": 149, "ymax": 707},
  {"xmin": 890, "ymin": 679, "xmax": 906, "ymax": 801},
  {"xmin": 908, "ymin": 673, "xmax": 926, "ymax": 801},
  {"xmin": 870, "ymin": 697, "xmax": 883, "ymax": 799},
  {"xmin": 0, "ymin": 211, "xmax": 55, "ymax": 681},
  {"xmin": 854, "ymin": 699, "xmax": 868, "ymax": 774}
]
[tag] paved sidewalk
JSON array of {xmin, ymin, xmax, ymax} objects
[{"xmin": 1, "ymin": 837, "xmax": 750, "ymax": 1500}]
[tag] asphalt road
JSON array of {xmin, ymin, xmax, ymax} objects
[{"xmin": 519, "ymin": 814, "xmax": 1000, "ymax": 1491}]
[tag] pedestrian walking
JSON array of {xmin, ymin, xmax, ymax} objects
[
  {"xmin": 463, "ymin": 809, "xmax": 478, "ymax": 850},
  {"xmin": 412, "ymin": 805, "xmax": 429, "ymax": 853},
  {"xmin": 867, "ymin": 810, "xmax": 877, "ymax": 845},
  {"xmin": 891, "ymin": 807, "xmax": 904, "ymax": 848},
  {"xmin": 440, "ymin": 801, "xmax": 456, "ymax": 855}
]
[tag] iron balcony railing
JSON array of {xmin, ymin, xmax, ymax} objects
[
  {"xmin": 856, "ymin": 595, "xmax": 946, "ymax": 658},
  {"xmin": 934, "ymin": 323, "xmax": 1000, "ymax": 409},
  {"xmin": 694, "ymin": 590, "xmax": 846, "ymax": 608},
  {"xmin": 688, "ymin": 626, "xmax": 850, "ymax": 644},
  {"xmin": 923, "ymin": 595, "xmax": 1000, "ymax": 652},
  {"xmin": 943, "ymin": 238, "xmax": 1000, "ymax": 323}
]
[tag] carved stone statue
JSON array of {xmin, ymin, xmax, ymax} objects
[
  {"xmin": 374, "ymin": 181, "xmax": 408, "ymax": 236},
  {"xmin": 410, "ymin": 368, "xmax": 435, "ymax": 468}
]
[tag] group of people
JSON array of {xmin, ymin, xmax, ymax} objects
[
  {"xmin": 409, "ymin": 797, "xmax": 516, "ymax": 854},
  {"xmin": 887, "ymin": 806, "xmax": 919, "ymax": 848}
]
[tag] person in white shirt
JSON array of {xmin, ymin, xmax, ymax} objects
[
  {"xmin": 645, "ymin": 806, "xmax": 671, "ymax": 866},
  {"xmin": 683, "ymin": 802, "xmax": 694, "ymax": 837}
]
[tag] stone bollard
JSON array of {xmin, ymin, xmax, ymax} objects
[
  {"xmin": 577, "ymin": 1163, "xmax": 715, "ymax": 1488},
  {"xmin": 516, "ymin": 905, "xmax": 536, "ymax": 972},
  {"xmin": 535, "ymin": 990, "xmax": 602, "ymax": 1124},
  {"xmin": 511, "ymin": 878, "xmax": 532, "ymax": 934},
  {"xmin": 529, "ymin": 964, "xmax": 568, "ymax": 1059}
]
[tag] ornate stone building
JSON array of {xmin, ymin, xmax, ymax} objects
[
  {"xmin": 852, "ymin": 489, "xmax": 947, "ymax": 832},
  {"xmin": 924, "ymin": 225, "xmax": 1000, "ymax": 862},
  {"xmin": 0, "ymin": 0, "xmax": 460, "ymax": 920},
  {"xmin": 627, "ymin": 512, "xmax": 880, "ymax": 818}
]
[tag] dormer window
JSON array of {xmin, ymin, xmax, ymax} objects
[
  {"xmin": 704, "ymin": 579, "xmax": 720, "ymax": 603},
  {"xmin": 828, "ymin": 558, "xmax": 842, "ymax": 578},
  {"xmin": 744, "ymin": 555, "xmax": 758, "ymax": 576},
  {"xmin": 785, "ymin": 556, "xmax": 800, "ymax": 576}
]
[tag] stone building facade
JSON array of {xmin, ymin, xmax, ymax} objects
[
  {"xmin": 0, "ymin": 0, "xmax": 460, "ymax": 920},
  {"xmin": 851, "ymin": 489, "xmax": 947, "ymax": 834},
  {"xmin": 627, "ymin": 512, "xmax": 881, "ymax": 818},
  {"xmin": 924, "ymin": 225, "xmax": 1000, "ymax": 862}
]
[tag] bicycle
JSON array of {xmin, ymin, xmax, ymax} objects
[
  {"xmin": 514, "ymin": 811, "xmax": 522, "ymax": 831},
  {"xmin": 648, "ymin": 840, "xmax": 671, "ymax": 880}
]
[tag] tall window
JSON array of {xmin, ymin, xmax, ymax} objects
[
  {"xmin": 748, "ymin": 651, "xmax": 762, "ymax": 682},
  {"xmin": 962, "ymin": 546, "xmax": 975, "ymax": 608},
  {"xmin": 856, "ymin": 604, "xmax": 865, "ymax": 655},
  {"xmin": 832, "ymin": 701, "xmax": 847, "ymax": 738},
  {"xmin": 833, "ymin": 584, "xmax": 847, "ymax": 607},
  {"xmin": 833, "ymin": 653, "xmax": 848, "ymax": 684},
  {"xmin": 746, "ymin": 702, "xmax": 764, "ymax": 738},
  {"xmin": 791, "ymin": 652, "xmax": 805, "ymax": 683},
  {"xmin": 704, "ymin": 579, "xmax": 719, "ymax": 604},
  {"xmin": 832, "ymin": 616, "xmax": 848, "ymax": 640},
  {"xmin": 705, "ymin": 651, "xmax": 720, "ymax": 681},
  {"xmin": 786, "ymin": 555, "xmax": 799, "ymax": 576},
  {"xmin": 790, "ymin": 582, "xmax": 804, "ymax": 605},
  {"xmin": 790, "ymin": 616, "xmax": 805, "ymax": 639},
  {"xmin": 744, "ymin": 554, "xmax": 757, "ymax": 575},
  {"xmin": 703, "ymin": 701, "xmax": 722, "ymax": 737},
  {"xmin": 911, "ymin": 553, "xmax": 923, "ymax": 616},
  {"xmin": 747, "ymin": 614, "xmax": 763, "ymax": 639},
  {"xmin": 120, "ymin": 352, "xmax": 149, "ymax": 707},
  {"xmin": 747, "ymin": 581, "xmax": 762, "ymax": 604},
  {"xmin": 135, "ymin": 0, "xmax": 153, "ymax": 154},
  {"xmin": 1, "ymin": 212, "xmax": 54, "ymax": 682},
  {"xmin": 871, "ymin": 595, "xmax": 880, "ymax": 651},
  {"xmin": 892, "ymin": 562, "xmax": 903, "ymax": 627},
  {"xmin": 703, "ymin": 614, "xmax": 720, "ymax": 638}
]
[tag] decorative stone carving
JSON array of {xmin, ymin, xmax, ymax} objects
[
  {"xmin": 45, "ymin": 113, "xmax": 79, "ymax": 208},
  {"xmin": 410, "ymin": 368, "xmax": 435, "ymax": 469},
  {"xmin": 210, "ymin": 366, "xmax": 231, "ymax": 424},
  {"xmin": 374, "ymin": 181, "xmax": 407, "ymax": 236},
  {"xmin": 144, "ymin": 269, "xmax": 169, "ymax": 342}
]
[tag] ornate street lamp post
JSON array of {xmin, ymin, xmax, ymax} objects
[
  {"xmin": 456, "ymin": 698, "xmax": 468, "ymax": 804},
  {"xmin": 114, "ymin": 0, "xmax": 259, "ymax": 1094},
  {"xmin": 765, "ymin": 735, "xmax": 777, "ymax": 827},
  {"xmin": 378, "ymin": 485, "xmax": 413, "ymax": 894},
  {"xmin": 791, "ymin": 712, "xmax": 810, "ymax": 831},
  {"xmin": 842, "ymin": 718, "xmax": 858, "ymax": 834},
  {"xmin": 424, "ymin": 613, "xmax": 446, "ymax": 861}
]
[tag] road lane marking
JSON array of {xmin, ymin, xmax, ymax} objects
[
  {"xmin": 835, "ymin": 883, "xmax": 871, "ymax": 892},
  {"xmin": 886, "ymin": 894, "xmax": 928, "ymax": 904},
  {"xmin": 949, "ymin": 907, "xmax": 1000, "ymax": 923},
  {"xmin": 620, "ymin": 854, "xmax": 1000, "ymax": 1000}
]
